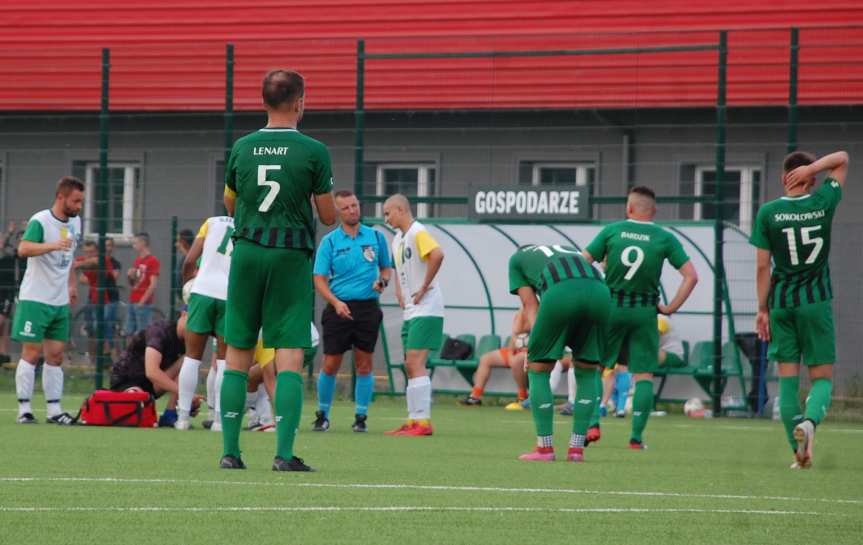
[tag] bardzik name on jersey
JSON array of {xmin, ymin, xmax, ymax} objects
[
  {"xmin": 749, "ymin": 177, "xmax": 841, "ymax": 309},
  {"xmin": 225, "ymin": 128, "xmax": 334, "ymax": 251}
]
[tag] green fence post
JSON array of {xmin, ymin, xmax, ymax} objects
[
  {"xmin": 712, "ymin": 31, "xmax": 728, "ymax": 415},
  {"xmin": 95, "ymin": 48, "xmax": 110, "ymax": 390},
  {"xmin": 224, "ymin": 43, "xmax": 235, "ymax": 169},
  {"xmin": 170, "ymin": 216, "xmax": 178, "ymax": 320},
  {"xmin": 354, "ymin": 39, "xmax": 366, "ymax": 199},
  {"xmin": 787, "ymin": 28, "xmax": 799, "ymax": 153}
]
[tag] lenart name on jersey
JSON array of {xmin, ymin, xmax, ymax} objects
[
  {"xmin": 773, "ymin": 209, "xmax": 826, "ymax": 223},
  {"xmin": 252, "ymin": 146, "xmax": 289, "ymax": 156}
]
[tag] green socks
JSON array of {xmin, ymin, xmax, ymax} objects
[
  {"xmin": 779, "ymin": 376, "xmax": 803, "ymax": 452},
  {"xmin": 275, "ymin": 371, "xmax": 304, "ymax": 461},
  {"xmin": 630, "ymin": 379, "xmax": 654, "ymax": 443},
  {"xmin": 220, "ymin": 370, "xmax": 248, "ymax": 458},
  {"xmin": 588, "ymin": 369, "xmax": 602, "ymax": 429},
  {"xmin": 574, "ymin": 366, "xmax": 599, "ymax": 436},
  {"xmin": 528, "ymin": 369, "xmax": 554, "ymax": 440},
  {"xmin": 805, "ymin": 378, "xmax": 832, "ymax": 426}
]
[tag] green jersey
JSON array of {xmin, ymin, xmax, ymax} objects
[
  {"xmin": 508, "ymin": 244, "xmax": 603, "ymax": 296},
  {"xmin": 225, "ymin": 128, "xmax": 334, "ymax": 251},
  {"xmin": 585, "ymin": 220, "xmax": 689, "ymax": 307},
  {"xmin": 749, "ymin": 177, "xmax": 841, "ymax": 309}
]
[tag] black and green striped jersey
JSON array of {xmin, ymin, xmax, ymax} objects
[
  {"xmin": 749, "ymin": 177, "xmax": 841, "ymax": 309},
  {"xmin": 585, "ymin": 220, "xmax": 689, "ymax": 307},
  {"xmin": 508, "ymin": 244, "xmax": 603, "ymax": 297},
  {"xmin": 225, "ymin": 128, "xmax": 334, "ymax": 251}
]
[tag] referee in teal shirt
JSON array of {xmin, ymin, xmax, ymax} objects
[{"xmin": 312, "ymin": 190, "xmax": 393, "ymax": 433}]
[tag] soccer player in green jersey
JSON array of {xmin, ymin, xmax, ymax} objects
[
  {"xmin": 219, "ymin": 69, "xmax": 336, "ymax": 471},
  {"xmin": 750, "ymin": 150, "xmax": 848, "ymax": 469},
  {"xmin": 583, "ymin": 186, "xmax": 698, "ymax": 449},
  {"xmin": 509, "ymin": 244, "xmax": 611, "ymax": 463}
]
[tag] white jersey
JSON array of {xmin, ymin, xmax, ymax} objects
[
  {"xmin": 18, "ymin": 210, "xmax": 81, "ymax": 306},
  {"xmin": 190, "ymin": 216, "xmax": 233, "ymax": 301},
  {"xmin": 392, "ymin": 221, "xmax": 444, "ymax": 320},
  {"xmin": 658, "ymin": 315, "xmax": 683, "ymax": 356}
]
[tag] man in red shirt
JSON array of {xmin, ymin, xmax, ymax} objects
[
  {"xmin": 78, "ymin": 239, "xmax": 122, "ymax": 359},
  {"xmin": 127, "ymin": 232, "xmax": 160, "ymax": 334}
]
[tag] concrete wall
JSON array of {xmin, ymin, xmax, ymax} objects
[{"xmin": 1, "ymin": 107, "xmax": 860, "ymax": 391}]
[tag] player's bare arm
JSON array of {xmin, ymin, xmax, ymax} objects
[
  {"xmin": 516, "ymin": 286, "xmax": 539, "ymax": 330},
  {"xmin": 182, "ymin": 236, "xmax": 204, "ymax": 284},
  {"xmin": 314, "ymin": 192, "xmax": 337, "ymax": 226},
  {"xmin": 581, "ymin": 249, "xmax": 595, "ymax": 264},
  {"xmin": 67, "ymin": 259, "xmax": 78, "ymax": 305},
  {"xmin": 314, "ymin": 274, "xmax": 352, "ymax": 319},
  {"xmin": 657, "ymin": 260, "xmax": 698, "ymax": 315},
  {"xmin": 143, "ymin": 347, "xmax": 179, "ymax": 395},
  {"xmin": 139, "ymin": 275, "xmax": 158, "ymax": 307},
  {"xmin": 785, "ymin": 150, "xmax": 849, "ymax": 190},
  {"xmin": 412, "ymin": 246, "xmax": 444, "ymax": 305},
  {"xmin": 223, "ymin": 190, "xmax": 236, "ymax": 217},
  {"xmin": 17, "ymin": 237, "xmax": 70, "ymax": 258},
  {"xmin": 755, "ymin": 248, "xmax": 772, "ymax": 342}
]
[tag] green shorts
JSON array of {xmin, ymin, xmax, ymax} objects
[
  {"xmin": 603, "ymin": 305, "xmax": 658, "ymax": 373},
  {"xmin": 224, "ymin": 239, "xmax": 313, "ymax": 350},
  {"xmin": 768, "ymin": 301, "xmax": 835, "ymax": 365},
  {"xmin": 11, "ymin": 300, "xmax": 70, "ymax": 343},
  {"xmin": 527, "ymin": 279, "xmax": 610, "ymax": 364},
  {"xmin": 401, "ymin": 316, "xmax": 444, "ymax": 352},
  {"xmin": 186, "ymin": 293, "xmax": 226, "ymax": 338}
]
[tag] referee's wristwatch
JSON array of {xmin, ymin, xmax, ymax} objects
[{"xmin": 377, "ymin": 277, "xmax": 389, "ymax": 288}]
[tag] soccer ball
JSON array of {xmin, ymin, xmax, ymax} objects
[
  {"xmin": 182, "ymin": 280, "xmax": 194, "ymax": 305},
  {"xmin": 684, "ymin": 397, "xmax": 704, "ymax": 417},
  {"xmin": 514, "ymin": 333, "xmax": 529, "ymax": 349}
]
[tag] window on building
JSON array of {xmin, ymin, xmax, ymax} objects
[
  {"xmin": 680, "ymin": 165, "xmax": 761, "ymax": 233},
  {"xmin": 518, "ymin": 161, "xmax": 595, "ymax": 192},
  {"xmin": 374, "ymin": 163, "xmax": 437, "ymax": 218},
  {"xmin": 74, "ymin": 161, "xmax": 140, "ymax": 237}
]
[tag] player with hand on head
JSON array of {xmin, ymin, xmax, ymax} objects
[
  {"xmin": 509, "ymin": 244, "xmax": 611, "ymax": 463},
  {"xmin": 583, "ymin": 186, "xmax": 698, "ymax": 450},
  {"xmin": 383, "ymin": 194, "xmax": 445, "ymax": 436},
  {"xmin": 13, "ymin": 176, "xmax": 84, "ymax": 425},
  {"xmin": 219, "ymin": 69, "xmax": 336, "ymax": 471},
  {"xmin": 459, "ymin": 310, "xmax": 530, "ymax": 408},
  {"xmin": 750, "ymin": 150, "xmax": 848, "ymax": 469},
  {"xmin": 175, "ymin": 215, "xmax": 233, "ymax": 431}
]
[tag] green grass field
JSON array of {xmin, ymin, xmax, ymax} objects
[{"xmin": 1, "ymin": 391, "xmax": 861, "ymax": 545}]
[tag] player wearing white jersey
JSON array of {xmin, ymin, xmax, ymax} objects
[
  {"xmin": 13, "ymin": 177, "xmax": 84, "ymax": 425},
  {"xmin": 382, "ymin": 194, "xmax": 445, "ymax": 437},
  {"xmin": 175, "ymin": 216, "xmax": 234, "ymax": 430}
]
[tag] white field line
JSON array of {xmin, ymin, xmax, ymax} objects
[
  {"xmin": 1, "ymin": 476, "xmax": 861, "ymax": 506},
  {"xmin": 0, "ymin": 506, "xmax": 827, "ymax": 516}
]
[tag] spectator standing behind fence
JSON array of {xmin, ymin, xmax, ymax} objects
[
  {"xmin": 311, "ymin": 189, "xmax": 393, "ymax": 434},
  {"xmin": 127, "ymin": 232, "xmax": 159, "ymax": 333},
  {"xmin": 78, "ymin": 238, "xmax": 122, "ymax": 361},
  {"xmin": 175, "ymin": 228, "xmax": 194, "ymax": 306},
  {"xmin": 0, "ymin": 221, "xmax": 24, "ymax": 364}
]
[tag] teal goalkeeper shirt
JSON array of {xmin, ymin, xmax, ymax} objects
[{"xmin": 313, "ymin": 225, "xmax": 393, "ymax": 301}]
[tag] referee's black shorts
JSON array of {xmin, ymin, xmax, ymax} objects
[{"xmin": 321, "ymin": 299, "xmax": 383, "ymax": 355}]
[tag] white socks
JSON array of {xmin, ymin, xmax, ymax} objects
[
  {"xmin": 15, "ymin": 359, "xmax": 36, "ymax": 416},
  {"xmin": 549, "ymin": 361, "xmax": 564, "ymax": 391},
  {"xmin": 205, "ymin": 364, "xmax": 216, "ymax": 420},
  {"xmin": 255, "ymin": 384, "xmax": 273, "ymax": 425},
  {"xmin": 567, "ymin": 367, "xmax": 576, "ymax": 404},
  {"xmin": 177, "ymin": 357, "xmax": 202, "ymax": 418},
  {"xmin": 406, "ymin": 375, "xmax": 432, "ymax": 420},
  {"xmin": 42, "ymin": 364, "xmax": 64, "ymax": 417},
  {"xmin": 213, "ymin": 359, "xmax": 226, "ymax": 428}
]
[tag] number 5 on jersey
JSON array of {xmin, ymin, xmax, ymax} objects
[{"xmin": 258, "ymin": 165, "xmax": 281, "ymax": 212}]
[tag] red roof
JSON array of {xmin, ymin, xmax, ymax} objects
[{"xmin": 2, "ymin": 1, "xmax": 862, "ymax": 111}]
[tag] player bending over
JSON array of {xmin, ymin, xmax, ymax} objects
[
  {"xmin": 751, "ymin": 150, "xmax": 848, "ymax": 469},
  {"xmin": 175, "ymin": 216, "xmax": 233, "ymax": 431},
  {"xmin": 509, "ymin": 244, "xmax": 610, "ymax": 463},
  {"xmin": 383, "ymin": 194, "xmax": 445, "ymax": 436},
  {"xmin": 583, "ymin": 186, "xmax": 697, "ymax": 450},
  {"xmin": 459, "ymin": 310, "xmax": 530, "ymax": 408}
]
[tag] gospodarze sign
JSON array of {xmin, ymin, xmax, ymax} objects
[{"xmin": 469, "ymin": 185, "xmax": 591, "ymax": 221}]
